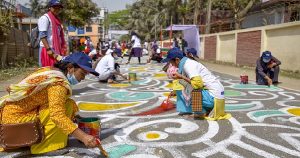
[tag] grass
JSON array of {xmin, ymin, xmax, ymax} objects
[{"xmin": 0, "ymin": 56, "xmax": 38, "ymax": 81}]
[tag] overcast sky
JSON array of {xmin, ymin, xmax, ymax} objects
[{"xmin": 17, "ymin": 0, "xmax": 136, "ymax": 12}]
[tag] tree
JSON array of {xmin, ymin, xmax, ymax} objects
[
  {"xmin": 27, "ymin": 0, "xmax": 99, "ymax": 27},
  {"xmin": 107, "ymin": 9, "xmax": 130, "ymax": 29},
  {"xmin": 226, "ymin": 0, "xmax": 260, "ymax": 29},
  {"xmin": 0, "ymin": 0, "xmax": 15, "ymax": 68},
  {"xmin": 27, "ymin": 0, "xmax": 44, "ymax": 18}
]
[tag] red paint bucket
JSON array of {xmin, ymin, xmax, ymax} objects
[
  {"xmin": 240, "ymin": 75, "xmax": 248, "ymax": 84},
  {"xmin": 78, "ymin": 117, "xmax": 101, "ymax": 139}
]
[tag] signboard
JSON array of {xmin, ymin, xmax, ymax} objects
[
  {"xmin": 77, "ymin": 27, "xmax": 85, "ymax": 34},
  {"xmin": 68, "ymin": 26, "xmax": 76, "ymax": 32}
]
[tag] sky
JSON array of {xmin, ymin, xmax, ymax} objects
[{"xmin": 17, "ymin": 0, "xmax": 137, "ymax": 12}]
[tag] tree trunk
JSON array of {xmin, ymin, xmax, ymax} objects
[
  {"xmin": 1, "ymin": 34, "xmax": 8, "ymax": 68},
  {"xmin": 193, "ymin": 0, "xmax": 201, "ymax": 25},
  {"xmin": 234, "ymin": 0, "xmax": 256, "ymax": 30},
  {"xmin": 205, "ymin": 0, "xmax": 212, "ymax": 34}
]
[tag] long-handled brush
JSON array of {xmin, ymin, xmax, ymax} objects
[{"xmin": 96, "ymin": 139, "xmax": 109, "ymax": 157}]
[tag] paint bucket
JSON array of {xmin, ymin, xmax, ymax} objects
[
  {"xmin": 128, "ymin": 73, "xmax": 137, "ymax": 82},
  {"xmin": 78, "ymin": 117, "xmax": 101, "ymax": 139},
  {"xmin": 240, "ymin": 75, "xmax": 248, "ymax": 84}
]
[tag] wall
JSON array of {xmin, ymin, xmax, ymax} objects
[
  {"xmin": 265, "ymin": 25, "xmax": 300, "ymax": 71},
  {"xmin": 201, "ymin": 21, "xmax": 300, "ymax": 72},
  {"xmin": 217, "ymin": 34, "xmax": 236, "ymax": 63},
  {"xmin": 0, "ymin": 28, "xmax": 32, "ymax": 66}
]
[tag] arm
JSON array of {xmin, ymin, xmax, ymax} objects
[
  {"xmin": 271, "ymin": 56, "xmax": 281, "ymax": 67},
  {"xmin": 47, "ymin": 84, "xmax": 98, "ymax": 148},
  {"xmin": 256, "ymin": 59, "xmax": 268, "ymax": 78}
]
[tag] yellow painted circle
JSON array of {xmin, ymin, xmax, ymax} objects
[
  {"xmin": 287, "ymin": 108, "xmax": 300, "ymax": 116},
  {"xmin": 109, "ymin": 83, "xmax": 131, "ymax": 88},
  {"xmin": 146, "ymin": 133, "xmax": 160, "ymax": 139}
]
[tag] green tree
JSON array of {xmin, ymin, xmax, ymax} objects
[
  {"xmin": 107, "ymin": 9, "xmax": 130, "ymax": 29},
  {"xmin": 27, "ymin": 0, "xmax": 99, "ymax": 27},
  {"xmin": 60, "ymin": 0, "xmax": 99, "ymax": 27},
  {"xmin": 27, "ymin": 0, "xmax": 45, "ymax": 18},
  {"xmin": 0, "ymin": 0, "xmax": 15, "ymax": 68},
  {"xmin": 227, "ymin": 0, "xmax": 259, "ymax": 29}
]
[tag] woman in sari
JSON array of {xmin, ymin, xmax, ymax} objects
[
  {"xmin": 0, "ymin": 52, "xmax": 100, "ymax": 154},
  {"xmin": 38, "ymin": 0, "xmax": 66, "ymax": 67}
]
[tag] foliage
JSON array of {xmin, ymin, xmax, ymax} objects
[
  {"xmin": 27, "ymin": 0, "xmax": 99, "ymax": 27},
  {"xmin": 0, "ymin": 0, "xmax": 14, "ymax": 34},
  {"xmin": 26, "ymin": 0, "xmax": 45, "ymax": 18},
  {"xmin": 107, "ymin": 9, "xmax": 130, "ymax": 29},
  {"xmin": 60, "ymin": 0, "xmax": 99, "ymax": 27}
]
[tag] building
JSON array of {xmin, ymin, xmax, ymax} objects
[
  {"xmin": 68, "ymin": 8, "xmax": 108, "ymax": 47},
  {"xmin": 242, "ymin": 0, "xmax": 300, "ymax": 28}
]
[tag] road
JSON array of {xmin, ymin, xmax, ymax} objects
[{"xmin": 1, "ymin": 60, "xmax": 300, "ymax": 158}]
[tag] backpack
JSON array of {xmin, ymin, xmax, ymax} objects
[
  {"xmin": 30, "ymin": 27, "xmax": 40, "ymax": 49},
  {"xmin": 30, "ymin": 15, "xmax": 50, "ymax": 49}
]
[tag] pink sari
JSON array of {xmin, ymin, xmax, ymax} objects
[{"xmin": 41, "ymin": 11, "xmax": 66, "ymax": 67}]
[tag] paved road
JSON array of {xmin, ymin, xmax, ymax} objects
[{"xmin": 2, "ymin": 60, "xmax": 300, "ymax": 158}]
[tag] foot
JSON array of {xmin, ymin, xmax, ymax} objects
[{"xmin": 126, "ymin": 61, "xmax": 130, "ymax": 64}]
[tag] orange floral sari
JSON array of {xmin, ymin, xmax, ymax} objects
[{"xmin": 0, "ymin": 67, "xmax": 71, "ymax": 107}]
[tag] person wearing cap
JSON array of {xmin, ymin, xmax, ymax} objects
[
  {"xmin": 38, "ymin": 0, "xmax": 66, "ymax": 67},
  {"xmin": 0, "ymin": 52, "xmax": 101, "ymax": 154},
  {"xmin": 95, "ymin": 48, "xmax": 127, "ymax": 83},
  {"xmin": 186, "ymin": 48, "xmax": 200, "ymax": 62},
  {"xmin": 256, "ymin": 51, "xmax": 281, "ymax": 86},
  {"xmin": 163, "ymin": 48, "xmax": 230, "ymax": 120}
]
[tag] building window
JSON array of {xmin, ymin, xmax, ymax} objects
[
  {"xmin": 98, "ymin": 27, "xmax": 103, "ymax": 33},
  {"xmin": 86, "ymin": 26, "xmax": 92, "ymax": 32}
]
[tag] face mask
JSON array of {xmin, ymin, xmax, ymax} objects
[
  {"xmin": 67, "ymin": 73, "xmax": 79, "ymax": 85},
  {"xmin": 263, "ymin": 58, "xmax": 271, "ymax": 63}
]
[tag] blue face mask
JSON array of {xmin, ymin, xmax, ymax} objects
[
  {"xmin": 67, "ymin": 73, "xmax": 79, "ymax": 85},
  {"xmin": 263, "ymin": 58, "xmax": 271, "ymax": 63}
]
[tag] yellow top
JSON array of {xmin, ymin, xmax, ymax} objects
[{"xmin": 2, "ymin": 83, "xmax": 78, "ymax": 135}]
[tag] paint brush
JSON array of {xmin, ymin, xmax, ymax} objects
[{"xmin": 96, "ymin": 139, "xmax": 109, "ymax": 157}]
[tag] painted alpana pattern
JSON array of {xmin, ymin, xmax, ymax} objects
[{"xmin": 4, "ymin": 63, "xmax": 300, "ymax": 158}]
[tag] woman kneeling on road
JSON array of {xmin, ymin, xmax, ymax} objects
[
  {"xmin": 163, "ymin": 48, "xmax": 231, "ymax": 120},
  {"xmin": 0, "ymin": 52, "xmax": 100, "ymax": 154}
]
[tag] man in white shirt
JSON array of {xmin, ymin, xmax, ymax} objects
[{"xmin": 95, "ymin": 49, "xmax": 127, "ymax": 83}]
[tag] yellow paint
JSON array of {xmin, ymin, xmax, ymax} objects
[
  {"xmin": 287, "ymin": 108, "xmax": 300, "ymax": 116},
  {"xmin": 146, "ymin": 133, "xmax": 160, "ymax": 139},
  {"xmin": 165, "ymin": 83, "xmax": 173, "ymax": 89},
  {"xmin": 154, "ymin": 73, "xmax": 167, "ymax": 78},
  {"xmin": 78, "ymin": 102, "xmax": 139, "ymax": 111},
  {"xmin": 163, "ymin": 92, "xmax": 170, "ymax": 97},
  {"xmin": 109, "ymin": 83, "xmax": 131, "ymax": 88},
  {"xmin": 129, "ymin": 67, "xmax": 146, "ymax": 71}
]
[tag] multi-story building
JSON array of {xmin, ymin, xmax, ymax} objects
[{"xmin": 68, "ymin": 8, "xmax": 108, "ymax": 47}]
